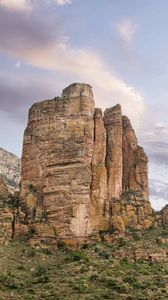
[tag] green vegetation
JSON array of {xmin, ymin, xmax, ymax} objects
[{"xmin": 0, "ymin": 227, "xmax": 168, "ymax": 299}]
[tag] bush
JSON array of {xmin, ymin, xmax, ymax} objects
[
  {"xmin": 0, "ymin": 274, "xmax": 20, "ymax": 290},
  {"xmin": 73, "ymin": 283, "xmax": 88, "ymax": 293},
  {"xmin": 117, "ymin": 238, "xmax": 126, "ymax": 247},
  {"xmin": 123, "ymin": 275, "xmax": 143, "ymax": 289},
  {"xmin": 154, "ymin": 276, "xmax": 166, "ymax": 288},
  {"xmin": 27, "ymin": 248, "xmax": 36, "ymax": 257},
  {"xmin": 42, "ymin": 248, "xmax": 52, "ymax": 255},
  {"xmin": 34, "ymin": 265, "xmax": 47, "ymax": 277},
  {"xmin": 99, "ymin": 276, "xmax": 129, "ymax": 293},
  {"xmin": 69, "ymin": 251, "xmax": 89, "ymax": 262},
  {"xmin": 28, "ymin": 226, "xmax": 36, "ymax": 238},
  {"xmin": 98, "ymin": 251, "xmax": 109, "ymax": 259},
  {"xmin": 32, "ymin": 265, "xmax": 50, "ymax": 284},
  {"xmin": 82, "ymin": 243, "xmax": 89, "ymax": 249},
  {"xmin": 57, "ymin": 240, "xmax": 66, "ymax": 249}
]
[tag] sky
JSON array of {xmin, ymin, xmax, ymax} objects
[{"xmin": 0, "ymin": 0, "xmax": 168, "ymax": 210}]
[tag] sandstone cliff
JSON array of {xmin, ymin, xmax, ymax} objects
[{"xmin": 20, "ymin": 83, "xmax": 151, "ymax": 238}]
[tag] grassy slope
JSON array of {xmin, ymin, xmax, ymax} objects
[{"xmin": 0, "ymin": 227, "xmax": 168, "ymax": 300}]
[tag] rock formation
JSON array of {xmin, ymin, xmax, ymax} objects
[
  {"xmin": 122, "ymin": 116, "xmax": 148, "ymax": 200},
  {"xmin": 0, "ymin": 147, "xmax": 20, "ymax": 192},
  {"xmin": 0, "ymin": 176, "xmax": 9, "ymax": 199},
  {"xmin": 20, "ymin": 83, "xmax": 152, "ymax": 238},
  {"xmin": 0, "ymin": 177, "xmax": 12, "ymax": 245}
]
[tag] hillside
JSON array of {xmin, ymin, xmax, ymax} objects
[
  {"xmin": 0, "ymin": 227, "xmax": 167, "ymax": 300},
  {"xmin": 0, "ymin": 147, "xmax": 20, "ymax": 192}
]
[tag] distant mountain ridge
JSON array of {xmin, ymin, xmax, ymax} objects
[{"xmin": 0, "ymin": 147, "xmax": 20, "ymax": 192}]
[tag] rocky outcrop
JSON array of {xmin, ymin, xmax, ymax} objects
[
  {"xmin": 20, "ymin": 83, "xmax": 152, "ymax": 238},
  {"xmin": 155, "ymin": 205, "xmax": 168, "ymax": 226},
  {"xmin": 21, "ymin": 83, "xmax": 95, "ymax": 236},
  {"xmin": 0, "ymin": 178, "xmax": 12, "ymax": 245},
  {"xmin": 104, "ymin": 104, "xmax": 123, "ymax": 200},
  {"xmin": 0, "ymin": 147, "xmax": 20, "ymax": 192},
  {"xmin": 122, "ymin": 116, "xmax": 149, "ymax": 201},
  {"xmin": 91, "ymin": 108, "xmax": 108, "ymax": 229},
  {"xmin": 0, "ymin": 176, "xmax": 8, "ymax": 198}
]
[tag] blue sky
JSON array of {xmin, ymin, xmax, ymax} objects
[{"xmin": 0, "ymin": 0, "xmax": 168, "ymax": 210}]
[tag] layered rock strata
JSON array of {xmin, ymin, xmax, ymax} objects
[
  {"xmin": 122, "ymin": 116, "xmax": 149, "ymax": 200},
  {"xmin": 20, "ymin": 83, "xmax": 151, "ymax": 237}
]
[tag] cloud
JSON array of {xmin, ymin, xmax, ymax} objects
[
  {"xmin": 53, "ymin": 0, "xmax": 72, "ymax": 5},
  {"xmin": 0, "ymin": 75, "xmax": 58, "ymax": 121},
  {"xmin": 149, "ymin": 178, "xmax": 168, "ymax": 211},
  {"xmin": 15, "ymin": 61, "xmax": 21, "ymax": 68},
  {"xmin": 0, "ymin": 0, "xmax": 31, "ymax": 11},
  {"xmin": 0, "ymin": 9, "xmax": 145, "ymax": 125},
  {"xmin": 0, "ymin": 9, "xmax": 59, "ymax": 52},
  {"xmin": 137, "ymin": 110, "xmax": 168, "ymax": 211},
  {"xmin": 116, "ymin": 19, "xmax": 136, "ymax": 45},
  {"xmin": 144, "ymin": 138, "xmax": 168, "ymax": 211}
]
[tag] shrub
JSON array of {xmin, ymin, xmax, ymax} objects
[
  {"xmin": 27, "ymin": 247, "xmax": 36, "ymax": 257},
  {"xmin": 0, "ymin": 274, "xmax": 19, "ymax": 290},
  {"xmin": 82, "ymin": 243, "xmax": 89, "ymax": 249},
  {"xmin": 154, "ymin": 276, "xmax": 166, "ymax": 288},
  {"xmin": 42, "ymin": 248, "xmax": 52, "ymax": 255},
  {"xmin": 57, "ymin": 240, "xmax": 66, "ymax": 249},
  {"xmin": 123, "ymin": 275, "xmax": 143, "ymax": 289},
  {"xmin": 28, "ymin": 226, "xmax": 36, "ymax": 238},
  {"xmin": 98, "ymin": 251, "xmax": 109, "ymax": 259},
  {"xmin": 34, "ymin": 265, "xmax": 47, "ymax": 277},
  {"xmin": 69, "ymin": 251, "xmax": 89, "ymax": 262},
  {"xmin": 33, "ymin": 265, "xmax": 50, "ymax": 284}
]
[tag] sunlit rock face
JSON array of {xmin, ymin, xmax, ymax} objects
[
  {"xmin": 20, "ymin": 83, "xmax": 150, "ymax": 237},
  {"xmin": 122, "ymin": 116, "xmax": 149, "ymax": 201},
  {"xmin": 104, "ymin": 104, "xmax": 123, "ymax": 199}
]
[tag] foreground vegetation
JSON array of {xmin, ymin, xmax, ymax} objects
[{"xmin": 0, "ymin": 227, "xmax": 168, "ymax": 300}]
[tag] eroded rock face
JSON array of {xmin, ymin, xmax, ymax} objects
[
  {"xmin": 104, "ymin": 104, "xmax": 123, "ymax": 199},
  {"xmin": 21, "ymin": 83, "xmax": 95, "ymax": 236},
  {"xmin": 91, "ymin": 108, "xmax": 108, "ymax": 230},
  {"xmin": 0, "ymin": 148, "xmax": 20, "ymax": 193},
  {"xmin": 20, "ymin": 83, "xmax": 151, "ymax": 237},
  {"xmin": 122, "ymin": 116, "xmax": 149, "ymax": 200},
  {"xmin": 0, "ymin": 177, "xmax": 8, "ymax": 198},
  {"xmin": 155, "ymin": 205, "xmax": 168, "ymax": 226},
  {"xmin": 0, "ymin": 178, "xmax": 13, "ymax": 245}
]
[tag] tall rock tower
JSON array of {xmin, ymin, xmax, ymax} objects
[{"xmin": 20, "ymin": 83, "xmax": 150, "ymax": 238}]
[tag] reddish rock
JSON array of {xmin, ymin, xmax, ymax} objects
[
  {"xmin": 122, "ymin": 116, "xmax": 149, "ymax": 201},
  {"xmin": 21, "ymin": 83, "xmax": 95, "ymax": 236},
  {"xmin": 0, "ymin": 177, "xmax": 8, "ymax": 198},
  {"xmin": 104, "ymin": 104, "xmax": 123, "ymax": 199},
  {"xmin": 20, "ymin": 83, "xmax": 152, "ymax": 238},
  {"xmin": 91, "ymin": 108, "xmax": 108, "ymax": 229}
]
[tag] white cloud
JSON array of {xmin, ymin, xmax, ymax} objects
[
  {"xmin": 0, "ymin": 9, "xmax": 145, "ymax": 126},
  {"xmin": 1, "ymin": 39, "xmax": 145, "ymax": 125},
  {"xmin": 53, "ymin": 0, "xmax": 72, "ymax": 6},
  {"xmin": 0, "ymin": 0, "xmax": 31, "ymax": 11},
  {"xmin": 15, "ymin": 61, "xmax": 21, "ymax": 68},
  {"xmin": 116, "ymin": 19, "xmax": 136, "ymax": 44}
]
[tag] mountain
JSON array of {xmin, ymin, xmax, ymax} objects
[
  {"xmin": 0, "ymin": 147, "xmax": 20, "ymax": 192},
  {"xmin": 20, "ymin": 82, "xmax": 151, "ymax": 238}
]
